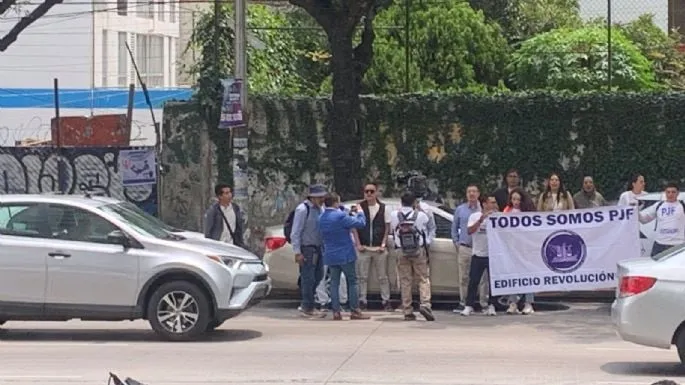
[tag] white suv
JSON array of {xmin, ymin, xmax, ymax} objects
[{"xmin": 0, "ymin": 194, "xmax": 271, "ymax": 341}]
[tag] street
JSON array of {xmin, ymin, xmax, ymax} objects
[{"xmin": 0, "ymin": 302, "xmax": 682, "ymax": 385}]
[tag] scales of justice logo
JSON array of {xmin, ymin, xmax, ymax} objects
[{"xmin": 541, "ymin": 230, "xmax": 587, "ymax": 273}]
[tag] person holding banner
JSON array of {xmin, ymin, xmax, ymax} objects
[
  {"xmin": 461, "ymin": 194, "xmax": 500, "ymax": 317},
  {"xmin": 503, "ymin": 188, "xmax": 536, "ymax": 315},
  {"xmin": 638, "ymin": 182, "xmax": 685, "ymax": 256},
  {"xmin": 618, "ymin": 174, "xmax": 647, "ymax": 208},
  {"xmin": 451, "ymin": 184, "xmax": 487, "ymax": 313},
  {"xmin": 537, "ymin": 173, "xmax": 574, "ymax": 212}
]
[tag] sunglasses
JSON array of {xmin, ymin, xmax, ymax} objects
[{"xmin": 365, "ymin": 190, "xmax": 376, "ymax": 194}]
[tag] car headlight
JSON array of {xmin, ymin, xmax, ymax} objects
[
  {"xmin": 207, "ymin": 255, "xmax": 241, "ymax": 267},
  {"xmin": 263, "ymin": 262, "xmax": 270, "ymax": 272}
]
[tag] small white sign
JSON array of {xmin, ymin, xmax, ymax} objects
[{"xmin": 119, "ymin": 149, "xmax": 156, "ymax": 187}]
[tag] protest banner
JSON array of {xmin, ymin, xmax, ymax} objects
[{"xmin": 487, "ymin": 207, "xmax": 640, "ymax": 296}]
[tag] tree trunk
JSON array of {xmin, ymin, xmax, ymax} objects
[{"xmin": 327, "ymin": 28, "xmax": 363, "ymax": 201}]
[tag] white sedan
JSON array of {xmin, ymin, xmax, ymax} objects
[{"xmin": 611, "ymin": 243, "xmax": 685, "ymax": 364}]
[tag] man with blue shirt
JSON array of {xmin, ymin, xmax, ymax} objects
[
  {"xmin": 291, "ymin": 184, "xmax": 327, "ymax": 317},
  {"xmin": 319, "ymin": 192, "xmax": 370, "ymax": 321},
  {"xmin": 451, "ymin": 184, "xmax": 488, "ymax": 312}
]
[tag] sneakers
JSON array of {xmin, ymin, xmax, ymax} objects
[
  {"xmin": 404, "ymin": 313, "xmax": 417, "ymax": 321},
  {"xmin": 332, "ymin": 312, "xmax": 343, "ymax": 320},
  {"xmin": 484, "ymin": 304, "xmax": 497, "ymax": 316},
  {"xmin": 383, "ymin": 301, "xmax": 394, "ymax": 312},
  {"xmin": 350, "ymin": 310, "xmax": 370, "ymax": 320},
  {"xmin": 418, "ymin": 306, "xmax": 435, "ymax": 321},
  {"xmin": 506, "ymin": 303, "xmax": 520, "ymax": 315},
  {"xmin": 460, "ymin": 306, "xmax": 474, "ymax": 316},
  {"xmin": 452, "ymin": 303, "xmax": 465, "ymax": 313},
  {"xmin": 521, "ymin": 303, "xmax": 535, "ymax": 315}
]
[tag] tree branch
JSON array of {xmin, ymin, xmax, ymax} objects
[
  {"xmin": 0, "ymin": 0, "xmax": 19, "ymax": 15},
  {"xmin": 289, "ymin": 0, "xmax": 333, "ymax": 33},
  {"xmin": 352, "ymin": 4, "xmax": 377, "ymax": 76},
  {"xmin": 0, "ymin": 0, "xmax": 63, "ymax": 51}
]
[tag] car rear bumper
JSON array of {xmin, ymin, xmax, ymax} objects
[
  {"xmin": 611, "ymin": 298, "xmax": 671, "ymax": 349},
  {"xmin": 216, "ymin": 277, "xmax": 272, "ymax": 321}
]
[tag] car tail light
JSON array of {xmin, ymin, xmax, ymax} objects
[
  {"xmin": 619, "ymin": 276, "xmax": 657, "ymax": 297},
  {"xmin": 265, "ymin": 236, "xmax": 287, "ymax": 252}
]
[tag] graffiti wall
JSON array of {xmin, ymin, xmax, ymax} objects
[{"xmin": 0, "ymin": 146, "xmax": 158, "ymax": 215}]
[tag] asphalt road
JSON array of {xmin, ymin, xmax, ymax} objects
[{"xmin": 0, "ymin": 301, "xmax": 682, "ymax": 385}]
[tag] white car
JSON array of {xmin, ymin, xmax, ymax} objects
[
  {"xmin": 611, "ymin": 243, "xmax": 685, "ymax": 364},
  {"xmin": 637, "ymin": 192, "xmax": 685, "ymax": 258},
  {"xmin": 263, "ymin": 199, "xmax": 458, "ymax": 296}
]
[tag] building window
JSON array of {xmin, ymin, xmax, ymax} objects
[
  {"xmin": 102, "ymin": 30, "xmax": 108, "ymax": 87},
  {"xmin": 169, "ymin": 0, "xmax": 176, "ymax": 22},
  {"xmin": 136, "ymin": 34, "xmax": 164, "ymax": 87},
  {"xmin": 138, "ymin": 0, "xmax": 153, "ymax": 19},
  {"xmin": 118, "ymin": 32, "xmax": 128, "ymax": 87},
  {"xmin": 158, "ymin": 0, "xmax": 165, "ymax": 21},
  {"xmin": 117, "ymin": 0, "xmax": 127, "ymax": 15}
]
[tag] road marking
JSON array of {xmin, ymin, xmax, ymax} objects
[
  {"xmin": 0, "ymin": 342, "xmax": 130, "ymax": 347},
  {"xmin": 0, "ymin": 375, "xmax": 83, "ymax": 379},
  {"xmin": 586, "ymin": 347, "xmax": 672, "ymax": 352}
]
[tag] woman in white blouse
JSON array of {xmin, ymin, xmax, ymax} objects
[
  {"xmin": 617, "ymin": 174, "xmax": 647, "ymax": 207},
  {"xmin": 537, "ymin": 173, "xmax": 575, "ymax": 212}
]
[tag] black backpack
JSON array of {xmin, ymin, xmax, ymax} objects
[
  {"xmin": 284, "ymin": 204, "xmax": 310, "ymax": 243},
  {"xmin": 653, "ymin": 201, "xmax": 685, "ymax": 231}
]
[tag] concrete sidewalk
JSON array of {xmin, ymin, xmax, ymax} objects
[{"xmin": 0, "ymin": 302, "xmax": 681, "ymax": 385}]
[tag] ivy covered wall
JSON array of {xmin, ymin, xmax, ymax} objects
[{"xmin": 162, "ymin": 92, "xmax": 685, "ymax": 255}]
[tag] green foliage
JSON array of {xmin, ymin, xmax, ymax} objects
[
  {"xmin": 365, "ymin": 1, "xmax": 510, "ymax": 93},
  {"xmin": 469, "ymin": 0, "xmax": 581, "ymax": 43},
  {"xmin": 618, "ymin": 14, "xmax": 685, "ymax": 90},
  {"xmin": 237, "ymin": 91, "xmax": 685, "ymax": 202},
  {"xmin": 186, "ymin": 3, "xmax": 311, "ymax": 182},
  {"xmin": 507, "ymin": 26, "xmax": 659, "ymax": 91}
]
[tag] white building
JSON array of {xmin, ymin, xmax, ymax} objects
[{"xmin": 0, "ymin": 0, "xmax": 191, "ymax": 146}]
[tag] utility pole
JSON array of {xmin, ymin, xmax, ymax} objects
[
  {"xmin": 232, "ymin": 0, "xmax": 249, "ymax": 226},
  {"xmin": 607, "ymin": 0, "xmax": 612, "ymax": 90}
]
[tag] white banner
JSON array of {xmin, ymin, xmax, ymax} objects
[{"xmin": 487, "ymin": 206, "xmax": 640, "ymax": 295}]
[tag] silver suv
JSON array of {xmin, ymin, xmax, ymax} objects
[{"xmin": 0, "ymin": 194, "xmax": 271, "ymax": 341}]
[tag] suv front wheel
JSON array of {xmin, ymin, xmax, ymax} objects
[{"xmin": 147, "ymin": 281, "xmax": 211, "ymax": 341}]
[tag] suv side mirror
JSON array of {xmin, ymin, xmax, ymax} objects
[{"xmin": 107, "ymin": 230, "xmax": 131, "ymax": 248}]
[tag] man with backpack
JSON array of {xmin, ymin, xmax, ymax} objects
[
  {"xmin": 638, "ymin": 182, "xmax": 685, "ymax": 256},
  {"xmin": 286, "ymin": 184, "xmax": 327, "ymax": 317},
  {"xmin": 203, "ymin": 183, "xmax": 245, "ymax": 247},
  {"xmin": 390, "ymin": 191, "xmax": 435, "ymax": 321}
]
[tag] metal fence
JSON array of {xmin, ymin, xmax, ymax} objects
[{"xmin": 0, "ymin": 146, "xmax": 158, "ymax": 215}]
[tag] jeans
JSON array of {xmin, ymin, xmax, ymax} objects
[
  {"xmin": 507, "ymin": 293, "xmax": 534, "ymax": 304},
  {"xmin": 329, "ymin": 261, "xmax": 359, "ymax": 312},
  {"xmin": 465, "ymin": 255, "xmax": 497, "ymax": 307},
  {"xmin": 299, "ymin": 246, "xmax": 324, "ymax": 311}
]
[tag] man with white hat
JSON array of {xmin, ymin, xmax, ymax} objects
[{"xmin": 291, "ymin": 184, "xmax": 327, "ymax": 317}]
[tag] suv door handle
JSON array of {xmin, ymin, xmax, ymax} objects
[{"xmin": 48, "ymin": 252, "xmax": 71, "ymax": 259}]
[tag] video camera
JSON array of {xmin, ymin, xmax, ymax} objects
[{"xmin": 394, "ymin": 170, "xmax": 442, "ymax": 203}]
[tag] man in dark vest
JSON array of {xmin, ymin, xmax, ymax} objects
[{"xmin": 354, "ymin": 182, "xmax": 393, "ymax": 311}]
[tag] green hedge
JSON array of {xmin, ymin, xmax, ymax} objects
[{"xmin": 219, "ymin": 91, "xmax": 685, "ymax": 201}]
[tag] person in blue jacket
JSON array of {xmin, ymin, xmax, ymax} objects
[{"xmin": 319, "ymin": 192, "xmax": 370, "ymax": 321}]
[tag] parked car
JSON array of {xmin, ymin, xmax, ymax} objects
[
  {"xmin": 0, "ymin": 194, "xmax": 271, "ymax": 341},
  {"xmin": 637, "ymin": 192, "xmax": 685, "ymax": 258},
  {"xmin": 611, "ymin": 243, "xmax": 685, "ymax": 364},
  {"xmin": 263, "ymin": 199, "xmax": 458, "ymax": 296}
]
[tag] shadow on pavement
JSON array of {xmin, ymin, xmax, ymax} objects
[
  {"xmin": 252, "ymin": 300, "xmax": 617, "ymax": 344},
  {"xmin": 601, "ymin": 361, "xmax": 685, "ymax": 377},
  {"xmin": 0, "ymin": 328, "xmax": 263, "ymax": 343}
]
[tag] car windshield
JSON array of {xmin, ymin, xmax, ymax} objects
[
  {"xmin": 116, "ymin": 202, "xmax": 181, "ymax": 232},
  {"xmin": 97, "ymin": 203, "xmax": 176, "ymax": 239},
  {"xmin": 651, "ymin": 243, "xmax": 685, "ymax": 262}
]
